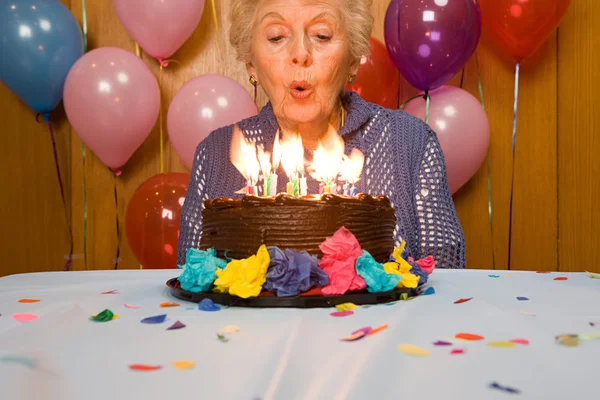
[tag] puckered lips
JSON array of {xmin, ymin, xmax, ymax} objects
[{"xmin": 290, "ymin": 80, "xmax": 313, "ymax": 100}]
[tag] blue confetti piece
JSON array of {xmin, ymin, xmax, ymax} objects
[
  {"xmin": 517, "ymin": 297, "xmax": 529, "ymax": 301},
  {"xmin": 488, "ymin": 274, "xmax": 500, "ymax": 278},
  {"xmin": 198, "ymin": 298, "xmax": 221, "ymax": 312},
  {"xmin": 423, "ymin": 287, "xmax": 435, "ymax": 296},
  {"xmin": 0, "ymin": 355, "xmax": 37, "ymax": 369},
  {"xmin": 489, "ymin": 382, "xmax": 521, "ymax": 394},
  {"xmin": 141, "ymin": 314, "xmax": 167, "ymax": 324}
]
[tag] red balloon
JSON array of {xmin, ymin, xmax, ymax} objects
[
  {"xmin": 346, "ymin": 37, "xmax": 399, "ymax": 109},
  {"xmin": 479, "ymin": 0, "xmax": 572, "ymax": 61},
  {"xmin": 125, "ymin": 173, "xmax": 190, "ymax": 269}
]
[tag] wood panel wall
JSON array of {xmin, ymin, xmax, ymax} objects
[{"xmin": 1, "ymin": 0, "xmax": 597, "ymax": 276}]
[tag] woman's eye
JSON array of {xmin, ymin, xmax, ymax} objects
[
  {"xmin": 316, "ymin": 34, "xmax": 331, "ymax": 42},
  {"xmin": 268, "ymin": 36, "xmax": 284, "ymax": 43}
]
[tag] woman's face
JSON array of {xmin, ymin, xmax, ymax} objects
[{"xmin": 249, "ymin": 0, "xmax": 358, "ymax": 126}]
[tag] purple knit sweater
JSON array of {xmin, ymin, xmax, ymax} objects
[{"xmin": 177, "ymin": 91, "xmax": 466, "ymax": 269}]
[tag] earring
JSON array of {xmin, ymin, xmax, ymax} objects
[
  {"xmin": 249, "ymin": 75, "xmax": 258, "ymax": 87},
  {"xmin": 348, "ymin": 74, "xmax": 357, "ymax": 84}
]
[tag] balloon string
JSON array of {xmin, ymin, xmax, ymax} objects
[
  {"xmin": 475, "ymin": 51, "xmax": 495, "ymax": 270},
  {"xmin": 45, "ymin": 116, "xmax": 74, "ymax": 271},
  {"xmin": 159, "ymin": 65, "xmax": 165, "ymax": 173},
  {"xmin": 135, "ymin": 42, "xmax": 141, "ymax": 58},
  {"xmin": 112, "ymin": 170, "xmax": 122, "ymax": 269},
  {"xmin": 459, "ymin": 67, "xmax": 465, "ymax": 89},
  {"xmin": 210, "ymin": 0, "xmax": 219, "ymax": 38},
  {"xmin": 399, "ymin": 94, "xmax": 423, "ymax": 109},
  {"xmin": 507, "ymin": 62, "xmax": 520, "ymax": 271},
  {"xmin": 424, "ymin": 91, "xmax": 430, "ymax": 125},
  {"xmin": 81, "ymin": 0, "xmax": 89, "ymax": 270}
]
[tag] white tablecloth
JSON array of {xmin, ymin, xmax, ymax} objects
[{"xmin": 0, "ymin": 269, "xmax": 598, "ymax": 400}]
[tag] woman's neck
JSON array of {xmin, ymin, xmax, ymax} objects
[{"xmin": 280, "ymin": 99, "xmax": 345, "ymax": 151}]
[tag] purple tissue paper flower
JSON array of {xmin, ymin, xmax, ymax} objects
[{"xmin": 265, "ymin": 247, "xmax": 328, "ymax": 297}]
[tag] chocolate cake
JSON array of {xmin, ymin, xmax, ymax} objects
[{"xmin": 199, "ymin": 193, "xmax": 396, "ymax": 262}]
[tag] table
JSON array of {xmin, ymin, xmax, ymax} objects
[{"xmin": 0, "ymin": 269, "xmax": 598, "ymax": 400}]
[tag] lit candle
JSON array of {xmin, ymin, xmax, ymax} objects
[
  {"xmin": 343, "ymin": 182, "xmax": 350, "ymax": 196},
  {"xmin": 324, "ymin": 184, "xmax": 331, "ymax": 194},
  {"xmin": 263, "ymin": 175, "xmax": 270, "ymax": 197},
  {"xmin": 350, "ymin": 184, "xmax": 358, "ymax": 197},
  {"xmin": 286, "ymin": 180, "xmax": 294, "ymax": 195},
  {"xmin": 300, "ymin": 176, "xmax": 307, "ymax": 196},
  {"xmin": 269, "ymin": 174, "xmax": 278, "ymax": 196},
  {"xmin": 318, "ymin": 182, "xmax": 325, "ymax": 194},
  {"xmin": 293, "ymin": 175, "xmax": 299, "ymax": 196}
]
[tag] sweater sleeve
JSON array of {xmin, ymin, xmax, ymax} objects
[
  {"xmin": 176, "ymin": 139, "xmax": 212, "ymax": 266},
  {"xmin": 414, "ymin": 129, "xmax": 466, "ymax": 269}
]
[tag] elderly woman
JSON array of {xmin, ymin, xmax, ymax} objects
[{"xmin": 177, "ymin": 0, "xmax": 465, "ymax": 269}]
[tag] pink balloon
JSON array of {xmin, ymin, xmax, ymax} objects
[
  {"xmin": 63, "ymin": 47, "xmax": 160, "ymax": 170},
  {"xmin": 113, "ymin": 0, "xmax": 205, "ymax": 60},
  {"xmin": 167, "ymin": 75, "xmax": 257, "ymax": 170},
  {"xmin": 403, "ymin": 86, "xmax": 490, "ymax": 194}
]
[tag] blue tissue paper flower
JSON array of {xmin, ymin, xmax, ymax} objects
[
  {"xmin": 178, "ymin": 248, "xmax": 227, "ymax": 293},
  {"xmin": 356, "ymin": 250, "xmax": 401, "ymax": 293},
  {"xmin": 264, "ymin": 247, "xmax": 328, "ymax": 297}
]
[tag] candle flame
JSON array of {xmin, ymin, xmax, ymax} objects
[
  {"xmin": 230, "ymin": 125, "xmax": 260, "ymax": 185},
  {"xmin": 257, "ymin": 144, "xmax": 272, "ymax": 177},
  {"xmin": 272, "ymin": 132, "xmax": 281, "ymax": 172},
  {"xmin": 339, "ymin": 148, "xmax": 364, "ymax": 184},
  {"xmin": 309, "ymin": 129, "xmax": 345, "ymax": 184},
  {"xmin": 280, "ymin": 133, "xmax": 304, "ymax": 179}
]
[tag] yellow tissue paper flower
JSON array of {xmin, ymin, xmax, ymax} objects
[
  {"xmin": 213, "ymin": 245, "xmax": 270, "ymax": 298},
  {"xmin": 392, "ymin": 241, "xmax": 406, "ymax": 263},
  {"xmin": 398, "ymin": 272, "xmax": 420, "ymax": 288}
]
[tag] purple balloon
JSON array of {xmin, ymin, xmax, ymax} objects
[{"xmin": 384, "ymin": 0, "xmax": 482, "ymax": 91}]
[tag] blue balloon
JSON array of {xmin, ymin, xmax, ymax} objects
[{"xmin": 0, "ymin": 0, "xmax": 83, "ymax": 114}]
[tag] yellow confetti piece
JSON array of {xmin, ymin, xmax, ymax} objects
[
  {"xmin": 578, "ymin": 332, "xmax": 600, "ymax": 341},
  {"xmin": 586, "ymin": 271, "xmax": 600, "ymax": 279},
  {"xmin": 172, "ymin": 361, "xmax": 195, "ymax": 370},
  {"xmin": 397, "ymin": 344, "xmax": 430, "ymax": 357},
  {"xmin": 335, "ymin": 303, "xmax": 358, "ymax": 311},
  {"xmin": 557, "ymin": 336, "xmax": 580, "ymax": 347},
  {"xmin": 506, "ymin": 274, "xmax": 511, "ymax": 277},
  {"xmin": 488, "ymin": 341, "xmax": 516, "ymax": 348},
  {"xmin": 218, "ymin": 325, "xmax": 240, "ymax": 334}
]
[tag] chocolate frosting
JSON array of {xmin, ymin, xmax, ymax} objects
[{"xmin": 200, "ymin": 193, "xmax": 396, "ymax": 262}]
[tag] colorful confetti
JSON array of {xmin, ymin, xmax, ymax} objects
[
  {"xmin": 590, "ymin": 322, "xmax": 600, "ymax": 327},
  {"xmin": 367, "ymin": 324, "xmax": 389, "ymax": 336},
  {"xmin": 167, "ymin": 321, "xmax": 186, "ymax": 330},
  {"xmin": 400, "ymin": 293, "xmax": 413, "ymax": 301},
  {"xmin": 217, "ymin": 333, "xmax": 230, "ymax": 343},
  {"xmin": 397, "ymin": 344, "xmax": 430, "ymax": 357},
  {"xmin": 352, "ymin": 326, "xmax": 372, "ymax": 335},
  {"xmin": 556, "ymin": 335, "xmax": 579, "ymax": 347},
  {"xmin": 450, "ymin": 348, "xmax": 466, "ymax": 355},
  {"xmin": 91, "ymin": 310, "xmax": 119, "ymax": 321},
  {"xmin": 454, "ymin": 297, "xmax": 473, "ymax": 304},
  {"xmin": 101, "ymin": 290, "xmax": 118, "ymax": 295},
  {"xmin": 341, "ymin": 331, "xmax": 368, "ymax": 342},
  {"xmin": 141, "ymin": 314, "xmax": 167, "ymax": 324},
  {"xmin": 330, "ymin": 310, "xmax": 354, "ymax": 317},
  {"xmin": 578, "ymin": 332, "xmax": 600, "ymax": 341},
  {"xmin": 536, "ymin": 271, "xmax": 551, "ymax": 274},
  {"xmin": 423, "ymin": 287, "xmax": 435, "ymax": 295},
  {"xmin": 173, "ymin": 360, "xmax": 195, "ymax": 370},
  {"xmin": 520, "ymin": 311, "xmax": 536, "ymax": 316},
  {"xmin": 516, "ymin": 297, "xmax": 529, "ymax": 301},
  {"xmin": 129, "ymin": 364, "xmax": 162, "ymax": 371},
  {"xmin": 18, "ymin": 299, "xmax": 40, "ymax": 303},
  {"xmin": 489, "ymin": 382, "xmax": 520, "ymax": 394},
  {"xmin": 553, "ymin": 277, "xmax": 568, "ymax": 281},
  {"xmin": 124, "ymin": 304, "xmax": 141, "ymax": 309},
  {"xmin": 12, "ymin": 313, "xmax": 39, "ymax": 323},
  {"xmin": 456, "ymin": 333, "xmax": 484, "ymax": 341},
  {"xmin": 585, "ymin": 271, "xmax": 600, "ymax": 279},
  {"xmin": 219, "ymin": 325, "xmax": 241, "ymax": 334},
  {"xmin": 509, "ymin": 339, "xmax": 530, "ymax": 345},
  {"xmin": 198, "ymin": 298, "xmax": 221, "ymax": 312},
  {"xmin": 0, "ymin": 355, "xmax": 37, "ymax": 369},
  {"xmin": 433, "ymin": 340, "xmax": 453, "ymax": 346},
  {"xmin": 335, "ymin": 303, "xmax": 358, "ymax": 311},
  {"xmin": 488, "ymin": 341, "xmax": 516, "ymax": 348},
  {"xmin": 160, "ymin": 302, "xmax": 180, "ymax": 308},
  {"xmin": 488, "ymin": 275, "xmax": 500, "ymax": 278}
]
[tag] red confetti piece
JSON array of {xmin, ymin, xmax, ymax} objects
[
  {"xmin": 341, "ymin": 331, "xmax": 368, "ymax": 341},
  {"xmin": 160, "ymin": 302, "xmax": 180, "ymax": 308},
  {"xmin": 124, "ymin": 304, "xmax": 140, "ymax": 309},
  {"xmin": 454, "ymin": 297, "xmax": 473, "ymax": 304},
  {"xmin": 509, "ymin": 339, "xmax": 530, "ymax": 345},
  {"xmin": 129, "ymin": 364, "xmax": 162, "ymax": 371},
  {"xmin": 101, "ymin": 290, "xmax": 118, "ymax": 294},
  {"xmin": 456, "ymin": 333, "xmax": 484, "ymax": 341},
  {"xmin": 330, "ymin": 311, "xmax": 354, "ymax": 317},
  {"xmin": 12, "ymin": 313, "xmax": 39, "ymax": 323},
  {"xmin": 18, "ymin": 299, "xmax": 40, "ymax": 303},
  {"xmin": 367, "ymin": 324, "xmax": 389, "ymax": 336},
  {"xmin": 450, "ymin": 348, "xmax": 466, "ymax": 355},
  {"xmin": 554, "ymin": 277, "xmax": 568, "ymax": 281}
]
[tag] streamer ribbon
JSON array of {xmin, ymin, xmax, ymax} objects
[
  {"xmin": 507, "ymin": 62, "xmax": 520, "ymax": 271},
  {"xmin": 41, "ymin": 114, "xmax": 73, "ymax": 271},
  {"xmin": 399, "ymin": 91, "xmax": 430, "ymax": 124},
  {"xmin": 112, "ymin": 169, "xmax": 122, "ymax": 269}
]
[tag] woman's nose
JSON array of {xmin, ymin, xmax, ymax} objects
[{"xmin": 291, "ymin": 37, "xmax": 313, "ymax": 67}]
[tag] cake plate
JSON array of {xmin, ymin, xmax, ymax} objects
[{"xmin": 166, "ymin": 278, "xmax": 418, "ymax": 308}]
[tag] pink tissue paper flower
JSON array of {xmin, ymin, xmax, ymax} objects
[{"xmin": 319, "ymin": 227, "xmax": 366, "ymax": 295}]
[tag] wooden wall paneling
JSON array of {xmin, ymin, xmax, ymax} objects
[
  {"xmin": 0, "ymin": 0, "xmax": 72, "ymax": 277},
  {"xmin": 558, "ymin": 0, "xmax": 600, "ymax": 273}
]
